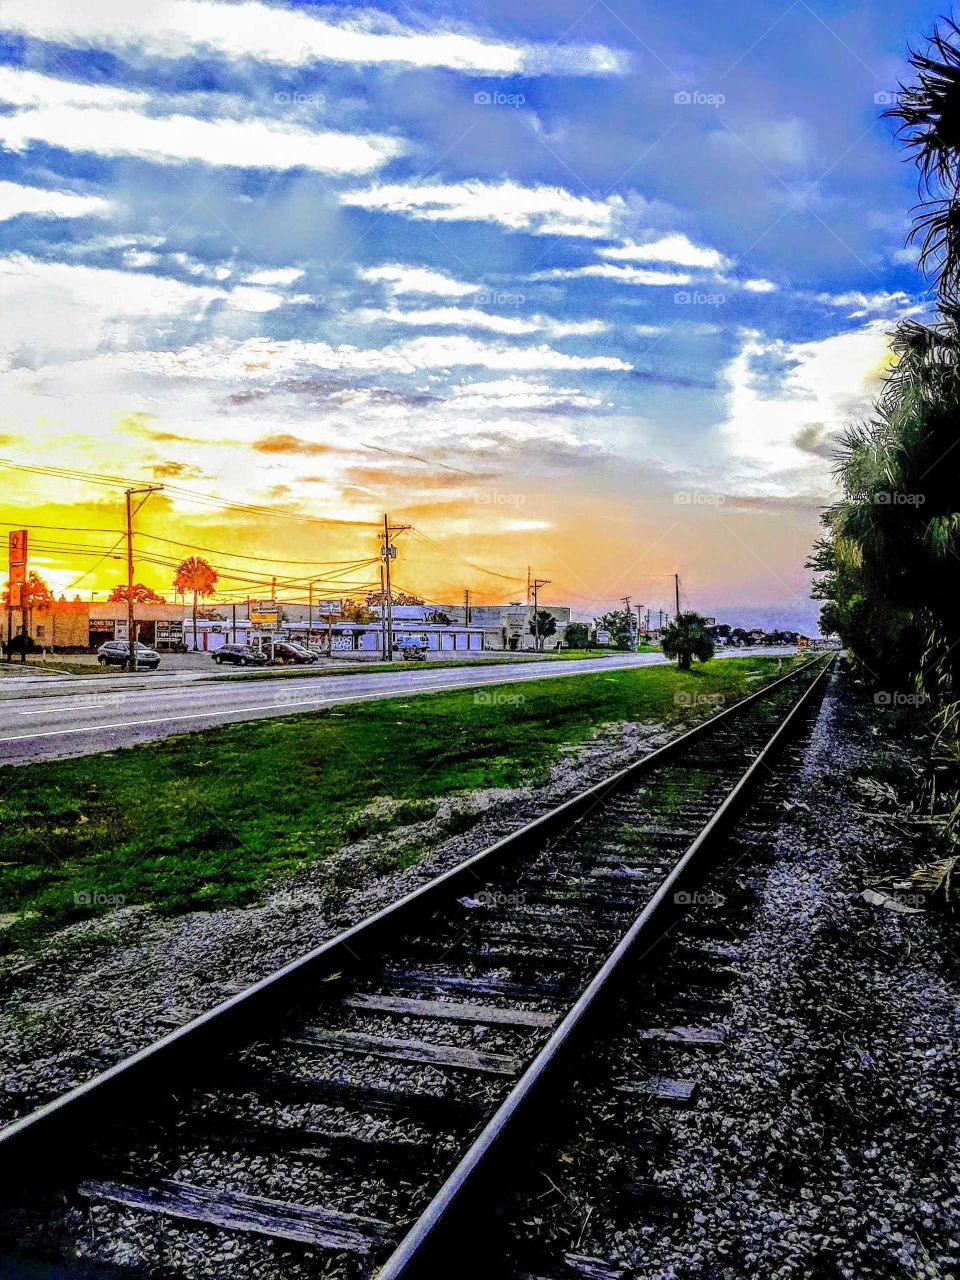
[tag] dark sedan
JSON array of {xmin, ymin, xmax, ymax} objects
[
  {"xmin": 272, "ymin": 642, "xmax": 319, "ymax": 664},
  {"xmin": 211, "ymin": 644, "xmax": 269, "ymax": 667},
  {"xmin": 97, "ymin": 641, "xmax": 161, "ymax": 671}
]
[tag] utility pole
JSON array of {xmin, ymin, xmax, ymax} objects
[
  {"xmin": 380, "ymin": 514, "xmax": 411, "ymax": 662},
  {"xmin": 636, "ymin": 603, "xmax": 644, "ymax": 642},
  {"xmin": 464, "ymin": 588, "xmax": 471, "ymax": 626},
  {"xmin": 231, "ymin": 603, "xmax": 237, "ymax": 644},
  {"xmin": 675, "ymin": 573, "xmax": 681, "ymax": 619},
  {"xmin": 125, "ymin": 485, "xmax": 162, "ymax": 673},
  {"xmin": 531, "ymin": 578, "xmax": 551, "ymax": 651},
  {"xmin": 526, "ymin": 565, "xmax": 531, "ymax": 606},
  {"xmin": 308, "ymin": 582, "xmax": 313, "ymax": 648}
]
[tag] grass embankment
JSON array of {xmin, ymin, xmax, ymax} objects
[{"xmin": 0, "ymin": 656, "xmax": 804, "ymax": 951}]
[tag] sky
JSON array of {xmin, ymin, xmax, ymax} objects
[{"xmin": 0, "ymin": 0, "xmax": 946, "ymax": 629}]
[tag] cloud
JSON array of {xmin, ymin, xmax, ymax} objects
[
  {"xmin": 815, "ymin": 288, "xmax": 921, "ymax": 317},
  {"xmin": 741, "ymin": 278, "xmax": 777, "ymax": 294},
  {"xmin": 598, "ymin": 233, "xmax": 727, "ymax": 269},
  {"xmin": 721, "ymin": 324, "xmax": 891, "ymax": 474},
  {"xmin": 535, "ymin": 264, "xmax": 693, "ymax": 287},
  {"xmin": 0, "ymin": 0, "xmax": 628, "ymax": 76},
  {"xmin": 242, "ymin": 267, "xmax": 304, "ymax": 286},
  {"xmin": 358, "ymin": 264, "xmax": 476, "ymax": 298},
  {"xmin": 253, "ymin": 433, "xmax": 342, "ymax": 456},
  {"xmin": 0, "ymin": 254, "xmax": 291, "ymax": 355},
  {"xmin": 0, "ymin": 180, "xmax": 111, "ymax": 222},
  {"xmin": 0, "ymin": 68, "xmax": 404, "ymax": 173},
  {"xmin": 355, "ymin": 305, "xmax": 606, "ymax": 338},
  {"xmin": 121, "ymin": 333, "xmax": 633, "ymax": 380},
  {"xmin": 341, "ymin": 180, "xmax": 628, "ymax": 238}
]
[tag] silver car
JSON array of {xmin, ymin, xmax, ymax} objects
[{"xmin": 97, "ymin": 640, "xmax": 161, "ymax": 670}]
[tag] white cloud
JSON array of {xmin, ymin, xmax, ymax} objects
[
  {"xmin": 0, "ymin": 180, "xmax": 111, "ymax": 222},
  {"xmin": 451, "ymin": 378, "xmax": 601, "ymax": 410},
  {"xmin": 742, "ymin": 278, "xmax": 777, "ymax": 293},
  {"xmin": 599, "ymin": 233, "xmax": 727, "ymax": 269},
  {"xmin": 0, "ymin": 65, "xmax": 143, "ymax": 109},
  {"xmin": 358, "ymin": 263, "xmax": 476, "ymax": 298},
  {"xmin": 0, "ymin": 68, "xmax": 404, "ymax": 173},
  {"xmin": 341, "ymin": 180, "xmax": 628, "ymax": 239},
  {"xmin": 721, "ymin": 324, "xmax": 890, "ymax": 474},
  {"xmin": 120, "ymin": 334, "xmax": 632, "ymax": 380},
  {"xmin": 536, "ymin": 264, "xmax": 693, "ymax": 286},
  {"xmin": 356, "ymin": 305, "xmax": 606, "ymax": 338},
  {"xmin": 816, "ymin": 288, "xmax": 919, "ymax": 316},
  {"xmin": 242, "ymin": 267, "xmax": 304, "ymax": 286},
  {"xmin": 0, "ymin": 0, "xmax": 628, "ymax": 77},
  {"xmin": 0, "ymin": 255, "xmax": 292, "ymax": 356}
]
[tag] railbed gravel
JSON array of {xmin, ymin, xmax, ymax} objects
[{"xmin": 509, "ymin": 673, "xmax": 960, "ymax": 1280}]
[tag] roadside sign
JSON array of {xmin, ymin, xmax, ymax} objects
[
  {"xmin": 250, "ymin": 610, "xmax": 279, "ymax": 627},
  {"xmin": 8, "ymin": 529, "xmax": 27, "ymax": 580},
  {"xmin": 7, "ymin": 530, "xmax": 27, "ymax": 609}
]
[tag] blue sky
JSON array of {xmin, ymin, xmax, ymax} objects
[{"xmin": 0, "ymin": 0, "xmax": 946, "ymax": 628}]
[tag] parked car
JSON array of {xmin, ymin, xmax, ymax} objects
[
  {"xmin": 97, "ymin": 640, "xmax": 161, "ymax": 671},
  {"xmin": 212, "ymin": 644, "xmax": 269, "ymax": 667},
  {"xmin": 272, "ymin": 641, "xmax": 319, "ymax": 665},
  {"xmin": 401, "ymin": 643, "xmax": 426, "ymax": 661}
]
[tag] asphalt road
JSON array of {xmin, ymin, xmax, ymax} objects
[{"xmin": 0, "ymin": 649, "xmax": 798, "ymax": 767}]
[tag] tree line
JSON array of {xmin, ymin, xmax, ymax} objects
[{"xmin": 809, "ymin": 18, "xmax": 960, "ymax": 728}]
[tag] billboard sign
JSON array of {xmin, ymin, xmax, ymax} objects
[
  {"xmin": 7, "ymin": 530, "xmax": 27, "ymax": 608},
  {"xmin": 250, "ymin": 610, "xmax": 279, "ymax": 627}
]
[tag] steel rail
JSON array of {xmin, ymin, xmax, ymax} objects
[
  {"xmin": 376, "ymin": 655, "xmax": 834, "ymax": 1280},
  {"xmin": 0, "ymin": 655, "xmax": 829, "ymax": 1187}
]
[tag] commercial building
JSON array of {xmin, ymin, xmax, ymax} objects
[{"xmin": 442, "ymin": 602, "xmax": 572, "ymax": 650}]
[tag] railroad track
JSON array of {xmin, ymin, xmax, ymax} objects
[{"xmin": 0, "ymin": 655, "xmax": 833, "ymax": 1280}]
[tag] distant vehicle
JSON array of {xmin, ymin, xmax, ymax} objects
[
  {"xmin": 97, "ymin": 640, "xmax": 161, "ymax": 671},
  {"xmin": 401, "ymin": 643, "xmax": 426, "ymax": 661},
  {"xmin": 272, "ymin": 641, "xmax": 319, "ymax": 665},
  {"xmin": 212, "ymin": 644, "xmax": 269, "ymax": 667}
]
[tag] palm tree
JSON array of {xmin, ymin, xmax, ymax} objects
[
  {"xmin": 661, "ymin": 612, "xmax": 715, "ymax": 672},
  {"xmin": 173, "ymin": 557, "xmax": 219, "ymax": 650},
  {"xmin": 886, "ymin": 20, "xmax": 960, "ymax": 309}
]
